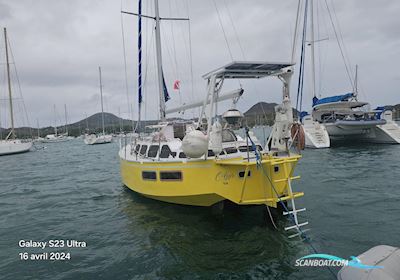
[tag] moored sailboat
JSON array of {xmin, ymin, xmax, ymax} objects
[
  {"xmin": 42, "ymin": 105, "xmax": 69, "ymax": 143},
  {"xmin": 0, "ymin": 28, "xmax": 32, "ymax": 156},
  {"xmin": 84, "ymin": 67, "xmax": 112, "ymax": 145},
  {"xmin": 118, "ymin": 0, "xmax": 308, "ymax": 235}
]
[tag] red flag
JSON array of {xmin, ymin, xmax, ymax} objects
[{"xmin": 173, "ymin": 80, "xmax": 180, "ymax": 90}]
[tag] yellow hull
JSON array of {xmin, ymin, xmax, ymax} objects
[{"xmin": 120, "ymin": 154, "xmax": 302, "ymax": 207}]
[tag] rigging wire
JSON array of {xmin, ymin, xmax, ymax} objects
[
  {"xmin": 7, "ymin": 36, "xmax": 32, "ymax": 137},
  {"xmin": 120, "ymin": 0, "xmax": 134, "ymax": 132},
  {"xmin": 0, "ymin": 58, "xmax": 6, "ymax": 140},
  {"xmin": 184, "ymin": 0, "xmax": 196, "ymax": 115},
  {"xmin": 168, "ymin": 0, "xmax": 182, "ymax": 106},
  {"xmin": 211, "ymin": 0, "xmax": 234, "ymax": 61},
  {"xmin": 323, "ymin": 0, "xmax": 354, "ymax": 91},
  {"xmin": 330, "ymin": 0, "xmax": 354, "ymax": 80},
  {"xmin": 316, "ymin": 0, "xmax": 329, "ymax": 98},
  {"xmin": 291, "ymin": 0, "xmax": 303, "ymax": 63},
  {"xmin": 316, "ymin": 0, "xmax": 322, "ymax": 97},
  {"xmin": 296, "ymin": 0, "xmax": 309, "ymax": 113},
  {"xmin": 143, "ymin": 20, "xmax": 156, "ymax": 121},
  {"xmin": 222, "ymin": 0, "xmax": 245, "ymax": 60}
]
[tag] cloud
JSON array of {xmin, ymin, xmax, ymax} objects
[{"xmin": 0, "ymin": 0, "xmax": 398, "ymax": 127}]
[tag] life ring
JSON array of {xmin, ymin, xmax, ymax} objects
[{"xmin": 291, "ymin": 123, "xmax": 305, "ymax": 150}]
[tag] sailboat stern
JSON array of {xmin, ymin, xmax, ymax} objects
[
  {"xmin": 120, "ymin": 154, "xmax": 302, "ymax": 208},
  {"xmin": 214, "ymin": 155, "xmax": 303, "ymax": 208}
]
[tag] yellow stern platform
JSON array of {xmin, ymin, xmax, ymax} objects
[{"xmin": 120, "ymin": 154, "xmax": 302, "ymax": 207}]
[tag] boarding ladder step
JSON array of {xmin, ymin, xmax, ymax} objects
[
  {"xmin": 284, "ymin": 222, "xmax": 309, "ymax": 231},
  {"xmin": 282, "ymin": 166, "xmax": 310, "ymax": 239},
  {"xmin": 288, "ymin": 229, "xmax": 311, "ymax": 239},
  {"xmin": 283, "ymin": 208, "xmax": 306, "ymax": 216}
]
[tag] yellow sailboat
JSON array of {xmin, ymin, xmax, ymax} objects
[
  {"xmin": 119, "ymin": 0, "xmax": 306, "ymax": 234},
  {"xmin": 119, "ymin": 61, "xmax": 302, "ymax": 207}
]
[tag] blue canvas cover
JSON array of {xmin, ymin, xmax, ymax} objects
[
  {"xmin": 374, "ymin": 106, "xmax": 386, "ymax": 119},
  {"xmin": 299, "ymin": 111, "xmax": 309, "ymax": 120},
  {"xmin": 312, "ymin": 93, "xmax": 354, "ymax": 107}
]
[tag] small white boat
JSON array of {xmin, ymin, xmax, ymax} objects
[
  {"xmin": 0, "ymin": 139, "xmax": 32, "ymax": 156},
  {"xmin": 84, "ymin": 67, "xmax": 112, "ymax": 145},
  {"xmin": 0, "ymin": 28, "xmax": 32, "ymax": 156},
  {"xmin": 42, "ymin": 134, "xmax": 69, "ymax": 143},
  {"xmin": 84, "ymin": 133, "xmax": 112, "ymax": 145}
]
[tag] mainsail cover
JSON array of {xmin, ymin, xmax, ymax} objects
[
  {"xmin": 312, "ymin": 93, "xmax": 354, "ymax": 107},
  {"xmin": 162, "ymin": 71, "xmax": 170, "ymax": 102}
]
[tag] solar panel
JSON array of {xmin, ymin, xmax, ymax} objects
[{"xmin": 203, "ymin": 61, "xmax": 294, "ymax": 79}]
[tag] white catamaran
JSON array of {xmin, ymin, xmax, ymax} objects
[
  {"xmin": 300, "ymin": 0, "xmax": 400, "ymax": 145},
  {"xmin": 0, "ymin": 28, "xmax": 32, "ymax": 156},
  {"xmin": 311, "ymin": 93, "xmax": 400, "ymax": 144},
  {"xmin": 84, "ymin": 67, "xmax": 112, "ymax": 145}
]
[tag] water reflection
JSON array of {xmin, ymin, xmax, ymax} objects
[{"xmin": 119, "ymin": 189, "xmax": 303, "ymax": 278}]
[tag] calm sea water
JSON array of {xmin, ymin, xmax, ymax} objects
[{"xmin": 1, "ymin": 129, "xmax": 399, "ymax": 279}]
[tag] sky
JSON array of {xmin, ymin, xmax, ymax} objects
[{"xmin": 0, "ymin": 0, "xmax": 399, "ymax": 128}]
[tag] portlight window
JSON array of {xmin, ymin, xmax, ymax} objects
[
  {"xmin": 142, "ymin": 171, "xmax": 157, "ymax": 180},
  {"xmin": 225, "ymin": 147, "xmax": 238, "ymax": 154},
  {"xmin": 160, "ymin": 171, "xmax": 182, "ymax": 181}
]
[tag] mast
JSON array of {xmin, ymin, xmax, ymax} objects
[
  {"xmin": 85, "ymin": 112, "xmax": 89, "ymax": 132},
  {"xmin": 4, "ymin": 28, "xmax": 15, "ymax": 139},
  {"xmin": 54, "ymin": 104, "xmax": 58, "ymax": 136},
  {"xmin": 118, "ymin": 107, "xmax": 123, "ymax": 133},
  {"xmin": 154, "ymin": 0, "xmax": 166, "ymax": 121},
  {"xmin": 354, "ymin": 64, "xmax": 358, "ymax": 96},
  {"xmin": 310, "ymin": 0, "xmax": 316, "ymax": 98},
  {"xmin": 137, "ymin": 0, "xmax": 142, "ymax": 130},
  {"xmin": 99, "ymin": 66, "xmax": 105, "ymax": 135},
  {"xmin": 64, "ymin": 104, "xmax": 68, "ymax": 135},
  {"xmin": 37, "ymin": 119, "xmax": 40, "ymax": 138}
]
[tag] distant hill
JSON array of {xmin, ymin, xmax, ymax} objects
[
  {"xmin": 243, "ymin": 102, "xmax": 299, "ymax": 126},
  {"xmin": 1, "ymin": 102, "xmax": 398, "ymax": 138},
  {"xmin": 0, "ymin": 112, "xmax": 160, "ymax": 138}
]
